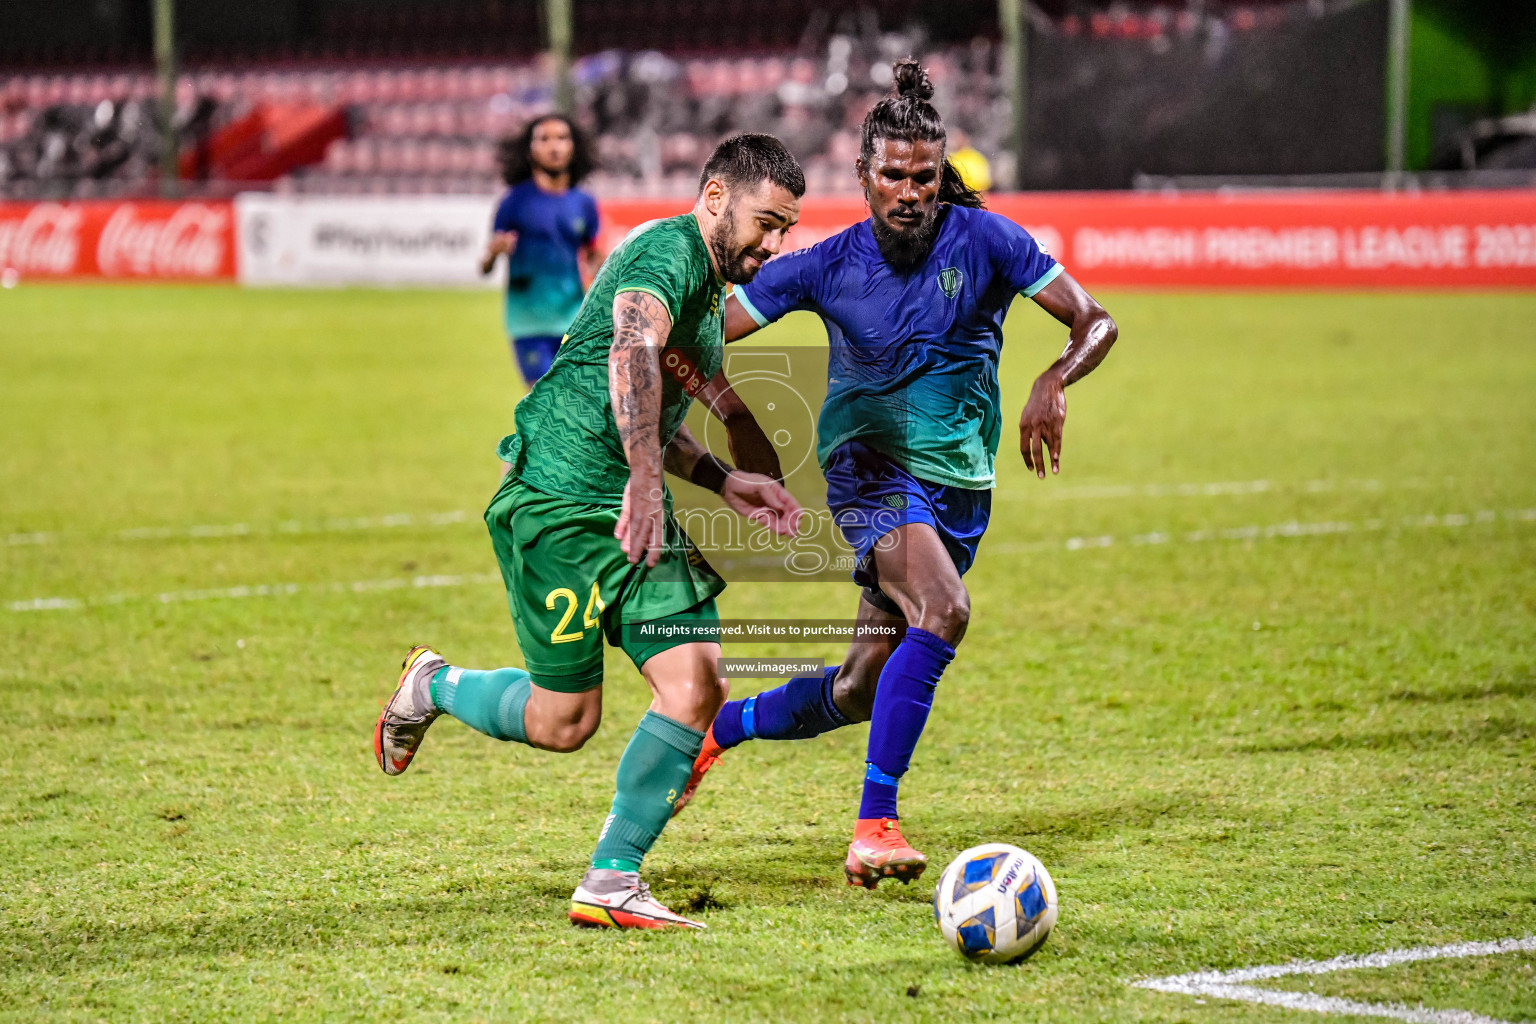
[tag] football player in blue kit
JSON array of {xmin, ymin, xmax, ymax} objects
[
  {"xmin": 481, "ymin": 115, "xmax": 603, "ymax": 387},
  {"xmin": 675, "ymin": 61, "xmax": 1121, "ymax": 889}
]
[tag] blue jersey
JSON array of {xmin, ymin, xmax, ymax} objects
[
  {"xmin": 493, "ymin": 181, "xmax": 600, "ymax": 340},
  {"xmin": 734, "ymin": 204, "xmax": 1062, "ymax": 490}
]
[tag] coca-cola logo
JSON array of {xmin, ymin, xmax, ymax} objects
[
  {"xmin": 0, "ymin": 204, "xmax": 84, "ymax": 274},
  {"xmin": 97, "ymin": 203, "xmax": 230, "ymax": 278}
]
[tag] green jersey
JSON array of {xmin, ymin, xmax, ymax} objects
[{"xmin": 499, "ymin": 214, "xmax": 725, "ymax": 503}]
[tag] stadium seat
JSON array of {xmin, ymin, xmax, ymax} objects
[{"xmin": 0, "ymin": 34, "xmax": 1005, "ymax": 198}]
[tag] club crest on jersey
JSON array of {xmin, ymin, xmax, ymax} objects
[{"xmin": 938, "ymin": 267, "xmax": 963, "ymax": 298}]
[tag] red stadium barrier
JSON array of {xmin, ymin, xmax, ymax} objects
[
  {"xmin": 600, "ymin": 191, "xmax": 1536, "ymax": 289},
  {"xmin": 5, "ymin": 192, "xmax": 1532, "ymax": 288},
  {"xmin": 0, "ymin": 200, "xmax": 236, "ymax": 280}
]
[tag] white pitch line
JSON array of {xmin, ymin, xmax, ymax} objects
[
  {"xmin": 1135, "ymin": 935, "xmax": 1536, "ymax": 1024},
  {"xmin": 997, "ymin": 475, "xmax": 1458, "ymax": 502},
  {"xmin": 5, "ymin": 510, "xmax": 474, "ymax": 547},
  {"xmin": 2, "ymin": 476, "xmax": 1488, "ymax": 548},
  {"xmin": 1042, "ymin": 508, "xmax": 1531, "ymax": 554},
  {"xmin": 7, "ymin": 596, "xmax": 83, "ymax": 611},
  {"xmin": 116, "ymin": 508, "xmax": 472, "ymax": 542},
  {"xmin": 1160, "ymin": 984, "xmax": 1515, "ymax": 1024},
  {"xmin": 7, "ymin": 573, "xmax": 502, "ymax": 613},
  {"xmin": 7, "ymin": 508, "xmax": 1535, "ymax": 614}
]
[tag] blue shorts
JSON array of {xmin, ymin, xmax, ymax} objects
[
  {"xmin": 823, "ymin": 441, "xmax": 991, "ymax": 606},
  {"xmin": 511, "ymin": 334, "xmax": 562, "ymax": 386}
]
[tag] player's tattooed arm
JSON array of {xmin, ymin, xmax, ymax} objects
[
  {"xmin": 662, "ymin": 423, "xmax": 708, "ymax": 479},
  {"xmin": 610, "ymin": 290, "xmax": 672, "ymax": 566},
  {"xmin": 1019, "ymin": 272, "xmax": 1120, "ymax": 478}
]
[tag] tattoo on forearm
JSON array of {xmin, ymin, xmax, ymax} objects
[
  {"xmin": 609, "ymin": 292, "xmax": 673, "ymax": 478},
  {"xmin": 662, "ymin": 424, "xmax": 707, "ymax": 479}
]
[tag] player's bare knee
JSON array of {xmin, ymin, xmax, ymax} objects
[
  {"xmin": 546, "ymin": 716, "xmax": 599, "ymax": 753},
  {"xmin": 692, "ymin": 666, "xmax": 728, "ymax": 719},
  {"xmin": 543, "ymin": 702, "xmax": 601, "ymax": 753},
  {"xmin": 920, "ymin": 585, "xmax": 970, "ymax": 644},
  {"xmin": 543, "ymin": 729, "xmax": 584, "ymax": 753}
]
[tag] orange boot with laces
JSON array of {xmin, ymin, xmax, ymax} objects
[
  {"xmin": 844, "ymin": 817, "xmax": 927, "ymax": 889},
  {"xmin": 670, "ymin": 724, "xmax": 724, "ymax": 818}
]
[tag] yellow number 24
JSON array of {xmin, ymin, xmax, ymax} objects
[{"xmin": 545, "ymin": 582, "xmax": 606, "ymax": 644}]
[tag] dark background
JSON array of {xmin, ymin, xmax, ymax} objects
[
  {"xmin": 2, "ymin": 0, "xmax": 1532, "ymax": 179},
  {"xmin": 1022, "ymin": 2, "xmax": 1388, "ymax": 188}
]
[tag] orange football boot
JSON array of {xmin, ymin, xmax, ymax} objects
[
  {"xmin": 844, "ymin": 817, "xmax": 927, "ymax": 889},
  {"xmin": 669, "ymin": 724, "xmax": 725, "ymax": 818}
]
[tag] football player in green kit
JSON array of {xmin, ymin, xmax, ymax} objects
[{"xmin": 374, "ymin": 135, "xmax": 806, "ymax": 929}]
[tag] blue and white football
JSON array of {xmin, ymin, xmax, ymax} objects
[{"xmin": 933, "ymin": 843, "xmax": 1058, "ymax": 964}]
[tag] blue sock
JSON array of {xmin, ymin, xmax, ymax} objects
[
  {"xmin": 711, "ymin": 666, "xmax": 848, "ymax": 749},
  {"xmin": 859, "ymin": 628, "xmax": 954, "ymax": 820}
]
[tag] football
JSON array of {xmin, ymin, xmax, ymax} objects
[{"xmin": 933, "ymin": 843, "xmax": 1058, "ymax": 964}]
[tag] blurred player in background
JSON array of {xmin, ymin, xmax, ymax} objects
[
  {"xmin": 378, "ymin": 135, "xmax": 806, "ymax": 930},
  {"xmin": 945, "ymin": 128, "xmax": 992, "ymax": 193},
  {"xmin": 480, "ymin": 115, "xmax": 603, "ymax": 388},
  {"xmin": 678, "ymin": 61, "xmax": 1119, "ymax": 890}
]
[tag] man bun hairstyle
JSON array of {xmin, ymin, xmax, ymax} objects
[
  {"xmin": 699, "ymin": 132, "xmax": 806, "ymax": 199},
  {"xmin": 860, "ymin": 59, "xmax": 986, "ymax": 209},
  {"xmin": 860, "ymin": 59, "xmax": 943, "ymax": 163},
  {"xmin": 892, "ymin": 59, "xmax": 935, "ymax": 101}
]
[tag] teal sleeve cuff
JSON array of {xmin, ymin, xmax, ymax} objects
[
  {"xmin": 1021, "ymin": 262, "xmax": 1065, "ymax": 298},
  {"xmin": 733, "ymin": 286, "xmax": 771, "ymax": 327}
]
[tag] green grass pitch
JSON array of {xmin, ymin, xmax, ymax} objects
[{"xmin": 1, "ymin": 283, "xmax": 1533, "ymax": 1023}]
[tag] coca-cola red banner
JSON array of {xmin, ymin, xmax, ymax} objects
[
  {"xmin": 600, "ymin": 190, "xmax": 1536, "ymax": 289},
  {"xmin": 5, "ymin": 192, "xmax": 1533, "ymax": 288},
  {"xmin": 0, "ymin": 200, "xmax": 235, "ymax": 280}
]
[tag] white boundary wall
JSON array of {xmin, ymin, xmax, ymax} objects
[{"xmin": 234, "ymin": 193, "xmax": 500, "ymax": 288}]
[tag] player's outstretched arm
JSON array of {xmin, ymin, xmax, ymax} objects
[
  {"xmin": 698, "ymin": 294, "xmax": 786, "ymax": 479},
  {"xmin": 698, "ymin": 373, "xmax": 784, "ymax": 481},
  {"xmin": 579, "ymin": 242, "xmax": 605, "ymax": 288},
  {"xmin": 724, "ymin": 293, "xmax": 765, "ymax": 342},
  {"xmin": 610, "ymin": 290, "xmax": 673, "ymax": 566},
  {"xmin": 479, "ymin": 231, "xmax": 517, "ymax": 275},
  {"xmin": 662, "ymin": 424, "xmax": 801, "ymax": 538},
  {"xmin": 1019, "ymin": 272, "xmax": 1119, "ymax": 479},
  {"xmin": 660, "ymin": 422, "xmax": 711, "ymax": 480}
]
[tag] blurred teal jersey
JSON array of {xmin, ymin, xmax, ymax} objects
[{"xmin": 494, "ymin": 181, "xmax": 600, "ymax": 339}]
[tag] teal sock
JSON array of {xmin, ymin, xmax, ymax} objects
[
  {"xmin": 430, "ymin": 666, "xmax": 531, "ymax": 744},
  {"xmin": 590, "ymin": 711, "xmax": 703, "ymax": 872}
]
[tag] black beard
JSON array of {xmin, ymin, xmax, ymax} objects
[
  {"xmin": 871, "ymin": 207, "xmax": 941, "ymax": 270},
  {"xmin": 708, "ymin": 205, "xmax": 763, "ymax": 285}
]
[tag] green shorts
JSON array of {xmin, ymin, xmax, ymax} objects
[{"xmin": 484, "ymin": 472, "xmax": 726, "ymax": 693}]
